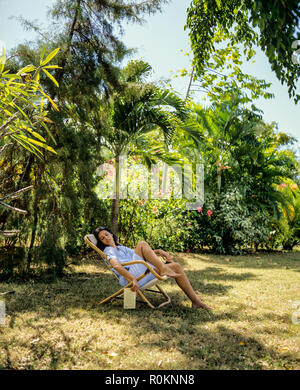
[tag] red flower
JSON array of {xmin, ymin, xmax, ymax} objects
[
  {"xmin": 186, "ymin": 249, "xmax": 190, "ymax": 253},
  {"xmin": 186, "ymin": 222, "xmax": 191, "ymax": 227},
  {"xmin": 207, "ymin": 209, "xmax": 213, "ymax": 217},
  {"xmin": 197, "ymin": 206, "xmax": 203, "ymax": 213}
]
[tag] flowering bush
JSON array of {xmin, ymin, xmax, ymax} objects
[{"xmin": 181, "ymin": 185, "xmax": 272, "ymax": 254}]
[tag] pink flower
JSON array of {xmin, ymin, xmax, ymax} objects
[
  {"xmin": 278, "ymin": 183, "xmax": 287, "ymax": 189},
  {"xmin": 207, "ymin": 209, "xmax": 213, "ymax": 217},
  {"xmin": 197, "ymin": 206, "xmax": 203, "ymax": 213},
  {"xmin": 133, "ymin": 155, "xmax": 139, "ymax": 161},
  {"xmin": 152, "ymin": 206, "xmax": 159, "ymax": 215}
]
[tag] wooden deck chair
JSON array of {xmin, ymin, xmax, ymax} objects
[{"xmin": 84, "ymin": 234, "xmax": 171, "ymax": 309}]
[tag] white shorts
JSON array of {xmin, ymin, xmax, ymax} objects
[{"xmin": 119, "ymin": 253, "xmax": 157, "ymax": 288}]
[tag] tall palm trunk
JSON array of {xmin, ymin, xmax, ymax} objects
[
  {"xmin": 217, "ymin": 170, "xmax": 221, "ymax": 194},
  {"xmin": 217, "ymin": 159, "xmax": 222, "ymax": 194},
  {"xmin": 185, "ymin": 66, "xmax": 195, "ymax": 101}
]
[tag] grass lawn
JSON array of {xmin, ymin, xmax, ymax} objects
[{"xmin": 0, "ymin": 249, "xmax": 299, "ymax": 370}]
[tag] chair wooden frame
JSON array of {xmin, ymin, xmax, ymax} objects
[{"xmin": 84, "ymin": 234, "xmax": 171, "ymax": 309}]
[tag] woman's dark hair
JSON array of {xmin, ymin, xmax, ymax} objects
[{"xmin": 93, "ymin": 226, "xmax": 119, "ymax": 251}]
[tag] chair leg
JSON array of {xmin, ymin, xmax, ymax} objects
[
  {"xmin": 137, "ymin": 290, "xmax": 156, "ymax": 309},
  {"xmin": 99, "ymin": 280, "xmax": 171, "ymax": 309},
  {"xmin": 99, "ymin": 286, "xmax": 125, "ymax": 305},
  {"xmin": 155, "ymin": 285, "xmax": 171, "ymax": 308},
  {"xmin": 137, "ymin": 284, "xmax": 171, "ymax": 309}
]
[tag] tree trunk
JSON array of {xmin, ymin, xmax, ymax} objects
[
  {"xmin": 185, "ymin": 66, "xmax": 195, "ymax": 101},
  {"xmin": 26, "ymin": 170, "xmax": 41, "ymax": 271},
  {"xmin": 217, "ymin": 159, "xmax": 222, "ymax": 194},
  {"xmin": 50, "ymin": 0, "xmax": 81, "ymax": 102},
  {"xmin": 26, "ymin": 188, "xmax": 39, "ymax": 271},
  {"xmin": 110, "ymin": 155, "xmax": 120, "ymax": 239},
  {"xmin": 217, "ymin": 171, "xmax": 221, "ymax": 194}
]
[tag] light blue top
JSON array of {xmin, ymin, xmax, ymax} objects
[
  {"xmin": 103, "ymin": 245, "xmax": 156, "ymax": 287},
  {"xmin": 103, "ymin": 245, "xmax": 135, "ymax": 276},
  {"xmin": 103, "ymin": 245, "xmax": 135, "ymax": 264}
]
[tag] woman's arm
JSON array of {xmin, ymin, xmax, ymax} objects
[
  {"xmin": 153, "ymin": 249, "xmax": 172, "ymax": 263},
  {"xmin": 109, "ymin": 257, "xmax": 139, "ymax": 292}
]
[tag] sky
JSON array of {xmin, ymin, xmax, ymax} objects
[{"xmin": 0, "ymin": 0, "xmax": 299, "ymax": 154}]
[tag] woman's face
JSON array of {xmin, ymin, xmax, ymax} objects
[{"xmin": 98, "ymin": 230, "xmax": 115, "ymax": 246}]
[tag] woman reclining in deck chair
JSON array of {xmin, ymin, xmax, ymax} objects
[{"xmin": 93, "ymin": 226, "xmax": 212, "ymax": 310}]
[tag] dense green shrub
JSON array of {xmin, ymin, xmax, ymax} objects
[
  {"xmin": 181, "ymin": 185, "xmax": 272, "ymax": 255},
  {"xmin": 0, "ymin": 246, "xmax": 26, "ymax": 281},
  {"xmin": 32, "ymin": 234, "xmax": 66, "ymax": 279},
  {"xmin": 267, "ymin": 187, "xmax": 300, "ymax": 250},
  {"xmin": 118, "ymin": 197, "xmax": 186, "ymax": 251}
]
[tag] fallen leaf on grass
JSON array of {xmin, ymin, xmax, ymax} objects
[
  {"xmin": 103, "ymin": 351, "xmax": 118, "ymax": 357},
  {"xmin": 30, "ymin": 338, "xmax": 40, "ymax": 344}
]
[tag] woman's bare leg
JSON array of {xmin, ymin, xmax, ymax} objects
[
  {"xmin": 166, "ymin": 262, "xmax": 213, "ymax": 310},
  {"xmin": 134, "ymin": 242, "xmax": 212, "ymax": 309},
  {"xmin": 134, "ymin": 241, "xmax": 180, "ymax": 278}
]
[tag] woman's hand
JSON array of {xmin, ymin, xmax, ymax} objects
[
  {"xmin": 130, "ymin": 278, "xmax": 139, "ymax": 292},
  {"xmin": 154, "ymin": 249, "xmax": 172, "ymax": 263},
  {"xmin": 160, "ymin": 250, "xmax": 172, "ymax": 263}
]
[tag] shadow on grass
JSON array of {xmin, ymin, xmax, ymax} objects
[
  {"xmin": 181, "ymin": 267, "xmax": 258, "ymax": 298},
  {"xmin": 1, "ymin": 257, "xmax": 298, "ymax": 369},
  {"xmin": 97, "ymin": 304, "xmax": 294, "ymax": 370},
  {"xmin": 178, "ymin": 251, "xmax": 300, "ymax": 272},
  {"xmin": 2, "ymin": 261, "xmax": 258, "ymax": 319}
]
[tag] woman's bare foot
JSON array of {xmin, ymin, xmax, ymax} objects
[{"xmin": 192, "ymin": 301, "xmax": 213, "ymax": 310}]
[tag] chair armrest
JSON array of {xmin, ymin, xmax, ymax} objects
[{"xmin": 113, "ymin": 260, "xmax": 166, "ymax": 281}]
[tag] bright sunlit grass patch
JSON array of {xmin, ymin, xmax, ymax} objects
[{"xmin": 0, "ymin": 250, "xmax": 299, "ymax": 369}]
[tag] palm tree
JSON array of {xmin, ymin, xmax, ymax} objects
[
  {"xmin": 180, "ymin": 97, "xmax": 298, "ymax": 219},
  {"xmin": 181, "ymin": 96, "xmax": 264, "ymax": 194},
  {"xmin": 90, "ymin": 60, "xmax": 188, "ymax": 237}
]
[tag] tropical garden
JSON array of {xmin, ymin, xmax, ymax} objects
[{"xmin": 0, "ymin": 0, "xmax": 299, "ymax": 371}]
